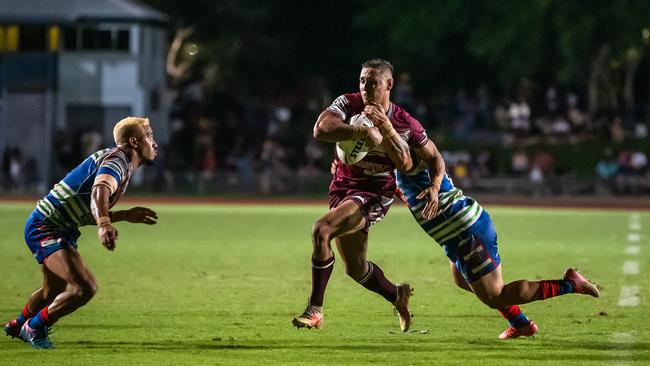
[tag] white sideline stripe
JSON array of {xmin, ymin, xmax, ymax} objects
[
  {"xmin": 609, "ymin": 332, "xmax": 633, "ymax": 366},
  {"xmin": 623, "ymin": 261, "xmax": 639, "ymax": 275},
  {"xmin": 610, "ymin": 214, "xmax": 641, "ymax": 364},
  {"xmin": 625, "ymin": 246, "xmax": 640, "ymax": 255},
  {"xmin": 618, "ymin": 286, "xmax": 640, "ymax": 307},
  {"xmin": 611, "ymin": 332, "xmax": 633, "ymax": 343}
]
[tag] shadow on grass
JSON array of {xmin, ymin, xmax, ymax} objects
[{"xmin": 63, "ymin": 338, "xmax": 650, "ymax": 362}]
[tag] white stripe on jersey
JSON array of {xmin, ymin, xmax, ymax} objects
[
  {"xmin": 91, "ymin": 148, "xmax": 111, "ymax": 162},
  {"xmin": 463, "ymin": 245, "xmax": 484, "ymax": 261},
  {"xmin": 435, "ymin": 205, "xmax": 483, "ymax": 244},
  {"xmin": 327, "ymin": 95, "xmax": 349, "ymax": 120},
  {"xmin": 41, "ymin": 239, "xmax": 60, "ymax": 247},
  {"xmin": 428, "ymin": 201, "xmax": 483, "ymax": 244},
  {"xmin": 471, "ymin": 258, "xmax": 492, "ymax": 274}
]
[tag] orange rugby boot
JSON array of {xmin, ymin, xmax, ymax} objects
[
  {"xmin": 392, "ymin": 283, "xmax": 414, "ymax": 332},
  {"xmin": 499, "ymin": 320, "xmax": 539, "ymax": 340},
  {"xmin": 4, "ymin": 319, "xmax": 21, "ymax": 339},
  {"xmin": 292, "ymin": 306, "xmax": 324, "ymax": 329},
  {"xmin": 563, "ymin": 268, "xmax": 600, "ymax": 297}
]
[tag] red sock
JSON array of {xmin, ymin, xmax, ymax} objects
[
  {"xmin": 498, "ymin": 305, "xmax": 529, "ymax": 328},
  {"xmin": 28, "ymin": 306, "xmax": 55, "ymax": 328},
  {"xmin": 16, "ymin": 303, "xmax": 36, "ymax": 325},
  {"xmin": 539, "ymin": 280, "xmax": 573, "ymax": 299}
]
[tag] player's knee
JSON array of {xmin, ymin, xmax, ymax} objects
[
  {"xmin": 344, "ymin": 260, "xmax": 367, "ymax": 282},
  {"xmin": 74, "ymin": 281, "xmax": 98, "ymax": 303},
  {"xmin": 478, "ymin": 294, "xmax": 506, "ymax": 309},
  {"xmin": 452, "ymin": 276, "xmax": 466, "ymax": 289},
  {"xmin": 42, "ymin": 286, "xmax": 65, "ymax": 302},
  {"xmin": 311, "ymin": 219, "xmax": 332, "ymax": 245}
]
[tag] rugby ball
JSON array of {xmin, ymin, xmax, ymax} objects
[{"xmin": 336, "ymin": 114, "xmax": 374, "ymax": 165}]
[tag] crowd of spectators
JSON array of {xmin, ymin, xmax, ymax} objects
[
  {"xmin": 1, "ymin": 78, "xmax": 649, "ymax": 196},
  {"xmin": 150, "ymin": 77, "xmax": 649, "ymax": 196}
]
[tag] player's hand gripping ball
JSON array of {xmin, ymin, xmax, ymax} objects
[{"xmin": 336, "ymin": 114, "xmax": 374, "ymax": 165}]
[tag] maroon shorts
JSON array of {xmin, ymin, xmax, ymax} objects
[{"xmin": 329, "ymin": 189, "xmax": 394, "ymax": 233}]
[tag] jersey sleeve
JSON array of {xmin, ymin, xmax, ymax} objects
[
  {"xmin": 326, "ymin": 94, "xmax": 352, "ymax": 121},
  {"xmin": 406, "ymin": 114, "xmax": 429, "ymax": 148},
  {"xmin": 97, "ymin": 154, "xmax": 128, "ymax": 186}
]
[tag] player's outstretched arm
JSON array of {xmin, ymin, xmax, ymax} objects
[
  {"xmin": 313, "ymin": 110, "xmax": 382, "ymax": 146},
  {"xmin": 364, "ymin": 103, "xmax": 412, "ymax": 171},
  {"xmin": 111, "ymin": 207, "xmax": 158, "ymax": 225},
  {"xmin": 413, "ymin": 140, "xmax": 445, "ymax": 219},
  {"xmin": 90, "ymin": 184, "xmax": 119, "ymax": 251}
]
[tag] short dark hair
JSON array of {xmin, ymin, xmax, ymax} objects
[{"xmin": 361, "ymin": 58, "xmax": 394, "ymax": 77}]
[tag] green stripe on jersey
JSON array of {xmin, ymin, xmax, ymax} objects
[
  {"xmin": 428, "ymin": 201, "xmax": 483, "ymax": 242},
  {"xmin": 103, "ymin": 161, "xmax": 124, "ymax": 178},
  {"xmin": 434, "ymin": 204, "xmax": 484, "ymax": 244},
  {"xmin": 92, "ymin": 148, "xmax": 111, "ymax": 162}
]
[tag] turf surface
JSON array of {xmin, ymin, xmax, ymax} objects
[{"xmin": 0, "ymin": 202, "xmax": 648, "ymax": 365}]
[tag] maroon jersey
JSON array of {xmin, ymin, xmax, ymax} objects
[{"xmin": 326, "ymin": 92, "xmax": 429, "ymax": 197}]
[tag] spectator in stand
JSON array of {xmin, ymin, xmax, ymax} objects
[
  {"xmin": 4, "ymin": 147, "xmax": 25, "ymax": 193},
  {"xmin": 494, "ymin": 101, "xmax": 510, "ymax": 131},
  {"xmin": 595, "ymin": 148, "xmax": 619, "ymax": 194},
  {"xmin": 545, "ymin": 86, "xmax": 558, "ymax": 115},
  {"xmin": 298, "ymin": 137, "xmax": 327, "ymax": 179},
  {"xmin": 259, "ymin": 136, "xmax": 289, "ymax": 194},
  {"xmin": 616, "ymin": 149, "xmax": 634, "ymax": 194},
  {"xmin": 609, "ymin": 116, "xmax": 625, "ymax": 143},
  {"xmin": 630, "ymin": 150, "xmax": 648, "ymax": 174},
  {"xmin": 509, "ymin": 97, "xmax": 531, "ymax": 136},
  {"xmin": 566, "ymin": 92, "xmax": 588, "ymax": 135},
  {"xmin": 634, "ymin": 122, "xmax": 648, "ymax": 139},
  {"xmin": 629, "ymin": 150, "xmax": 649, "ymax": 194},
  {"xmin": 511, "ymin": 149, "xmax": 529, "ymax": 176},
  {"xmin": 475, "ymin": 149, "xmax": 495, "ymax": 178},
  {"xmin": 529, "ymin": 150, "xmax": 555, "ymax": 196}
]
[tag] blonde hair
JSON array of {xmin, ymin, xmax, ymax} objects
[{"xmin": 113, "ymin": 116, "xmax": 150, "ymax": 145}]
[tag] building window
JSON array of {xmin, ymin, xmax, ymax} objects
[
  {"xmin": 18, "ymin": 25, "xmax": 47, "ymax": 51},
  {"xmin": 117, "ymin": 30, "xmax": 129, "ymax": 51},
  {"xmin": 63, "ymin": 26, "xmax": 77, "ymax": 50},
  {"xmin": 82, "ymin": 28, "xmax": 111, "ymax": 49},
  {"xmin": 62, "ymin": 25, "xmax": 130, "ymax": 52}
]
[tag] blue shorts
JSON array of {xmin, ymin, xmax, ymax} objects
[
  {"xmin": 396, "ymin": 170, "xmax": 500, "ymax": 282},
  {"xmin": 442, "ymin": 212, "xmax": 501, "ymax": 283},
  {"xmin": 25, "ymin": 211, "xmax": 81, "ymax": 264}
]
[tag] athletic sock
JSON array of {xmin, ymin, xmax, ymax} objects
[
  {"xmin": 16, "ymin": 304, "xmax": 36, "ymax": 326},
  {"xmin": 28, "ymin": 306, "xmax": 54, "ymax": 329},
  {"xmin": 309, "ymin": 256, "xmax": 335, "ymax": 307},
  {"xmin": 357, "ymin": 261, "xmax": 398, "ymax": 302},
  {"xmin": 498, "ymin": 305, "xmax": 530, "ymax": 328},
  {"xmin": 539, "ymin": 279, "xmax": 575, "ymax": 299}
]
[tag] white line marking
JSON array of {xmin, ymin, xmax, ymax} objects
[
  {"xmin": 623, "ymin": 261, "xmax": 639, "ymax": 275},
  {"xmin": 618, "ymin": 286, "xmax": 640, "ymax": 307},
  {"xmin": 625, "ymin": 246, "xmax": 640, "ymax": 255},
  {"xmin": 609, "ymin": 332, "xmax": 634, "ymax": 365},
  {"xmin": 627, "ymin": 233, "xmax": 640, "ymax": 242},
  {"xmin": 630, "ymin": 213, "xmax": 640, "ymax": 222},
  {"xmin": 629, "ymin": 223, "xmax": 641, "ymax": 231}
]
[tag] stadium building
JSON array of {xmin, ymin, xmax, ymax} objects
[{"xmin": 0, "ymin": 0, "xmax": 169, "ymax": 190}]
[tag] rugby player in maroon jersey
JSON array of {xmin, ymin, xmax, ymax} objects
[{"xmin": 292, "ymin": 59, "xmax": 430, "ymax": 332}]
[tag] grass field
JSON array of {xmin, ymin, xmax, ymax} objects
[{"xmin": 0, "ymin": 201, "xmax": 648, "ymax": 365}]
